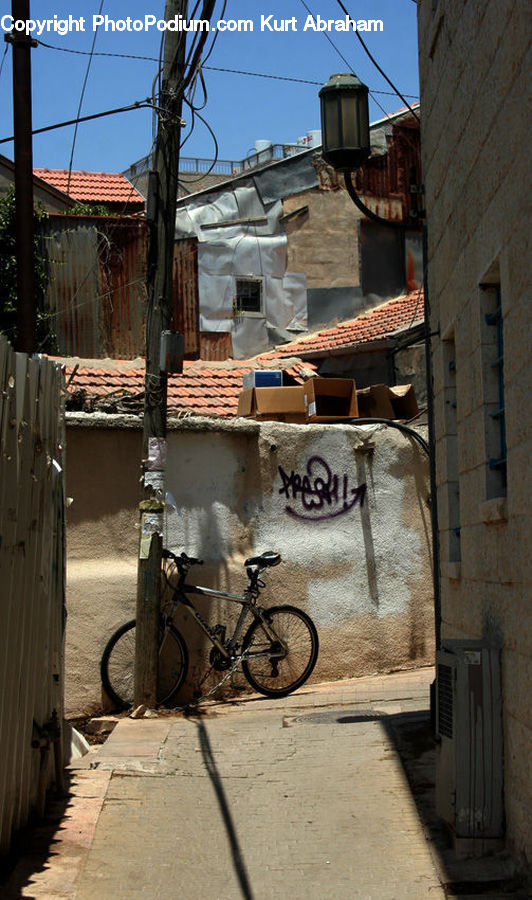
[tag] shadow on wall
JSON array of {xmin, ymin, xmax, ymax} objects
[
  {"xmin": 388, "ymin": 435, "xmax": 432, "ymax": 662},
  {"xmin": 354, "ymin": 443, "xmax": 379, "ymax": 607}
]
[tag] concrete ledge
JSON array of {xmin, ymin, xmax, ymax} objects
[
  {"xmin": 441, "ymin": 561, "xmax": 461, "ymax": 581},
  {"xmin": 480, "ymin": 497, "xmax": 508, "ymax": 524}
]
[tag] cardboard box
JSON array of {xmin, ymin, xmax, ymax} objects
[
  {"xmin": 237, "ymin": 386, "xmax": 307, "ymax": 423},
  {"xmin": 356, "ymin": 384, "xmax": 396, "ymax": 419},
  {"xmin": 356, "ymin": 383, "xmax": 419, "ymax": 420},
  {"xmin": 389, "ymin": 384, "xmax": 419, "ymax": 420},
  {"xmin": 302, "ymin": 377, "xmax": 358, "ymax": 422},
  {"xmin": 242, "ymin": 369, "xmax": 283, "ymax": 389}
]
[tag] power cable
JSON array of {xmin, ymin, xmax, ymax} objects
[
  {"xmin": 0, "ymin": 44, "xmax": 8, "ymax": 82},
  {"xmin": 298, "ymin": 0, "xmax": 352, "ymax": 72},
  {"xmin": 67, "ymin": 0, "xmax": 105, "ymax": 192},
  {"xmin": 181, "ymin": 0, "xmax": 217, "ymax": 91},
  {"xmin": 0, "ymin": 99, "xmax": 176, "ymax": 145},
  {"xmin": 180, "ymin": 101, "xmax": 220, "ymax": 180},
  {"xmin": 36, "ymin": 41, "xmax": 419, "ymax": 98},
  {"xmin": 297, "ymin": 0, "xmax": 391, "ymax": 118},
  {"xmin": 332, "ymin": 0, "xmax": 420, "ymax": 121}
]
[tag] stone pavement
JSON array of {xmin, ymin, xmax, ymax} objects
[{"xmin": 1, "ymin": 668, "xmax": 525, "ymax": 900}]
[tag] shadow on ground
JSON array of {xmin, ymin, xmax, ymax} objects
[
  {"xmin": 297, "ymin": 706, "xmax": 526, "ymax": 899},
  {"xmin": 0, "ymin": 772, "xmax": 74, "ymax": 900}
]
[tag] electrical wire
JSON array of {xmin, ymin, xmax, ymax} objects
[
  {"xmin": 181, "ymin": 0, "xmax": 217, "ymax": 92},
  {"xmin": 0, "ymin": 44, "xmax": 8, "ymax": 82},
  {"xmin": 332, "ymin": 0, "xmax": 420, "ymax": 122},
  {"xmin": 0, "ymin": 100, "xmax": 173, "ymax": 145},
  {"xmin": 36, "ymin": 40, "xmax": 420, "ymax": 98},
  {"xmin": 195, "ymin": 0, "xmax": 227, "ymax": 69},
  {"xmin": 297, "ymin": 0, "xmax": 391, "ymax": 119},
  {"xmin": 180, "ymin": 101, "xmax": 220, "ymax": 180},
  {"xmin": 67, "ymin": 0, "xmax": 105, "ymax": 193}
]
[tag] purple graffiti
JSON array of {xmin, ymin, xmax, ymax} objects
[{"xmin": 278, "ymin": 456, "xmax": 366, "ymax": 522}]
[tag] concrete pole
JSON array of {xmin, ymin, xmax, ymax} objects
[{"xmin": 134, "ymin": 0, "xmax": 188, "ymax": 708}]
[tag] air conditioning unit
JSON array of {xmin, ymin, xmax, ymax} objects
[{"xmin": 436, "ymin": 640, "xmax": 504, "ymax": 844}]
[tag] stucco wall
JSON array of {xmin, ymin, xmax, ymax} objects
[
  {"xmin": 65, "ymin": 415, "xmax": 433, "ymax": 717},
  {"xmin": 418, "ymin": 0, "xmax": 531, "ymax": 872},
  {"xmin": 283, "ymin": 188, "xmax": 362, "ymax": 290},
  {"xmin": 65, "ymin": 425, "xmax": 141, "ymax": 718}
]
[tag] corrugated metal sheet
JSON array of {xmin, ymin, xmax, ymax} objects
[
  {"xmin": 355, "ymin": 120, "xmax": 422, "ymax": 223},
  {"xmin": 43, "ymin": 215, "xmax": 148, "ymax": 359},
  {"xmin": 200, "ymin": 331, "xmax": 233, "ymax": 361},
  {"xmin": 172, "ymin": 238, "xmax": 200, "ymax": 359}
]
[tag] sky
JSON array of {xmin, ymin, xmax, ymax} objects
[{"xmin": 0, "ymin": 0, "xmax": 420, "ymax": 174}]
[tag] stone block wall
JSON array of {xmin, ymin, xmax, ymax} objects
[{"xmin": 418, "ymin": 0, "xmax": 531, "ymax": 872}]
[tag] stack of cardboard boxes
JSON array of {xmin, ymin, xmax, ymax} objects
[{"xmin": 237, "ymin": 373, "xmax": 419, "ymax": 424}]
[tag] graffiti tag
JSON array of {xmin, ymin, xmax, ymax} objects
[{"xmin": 278, "ymin": 456, "xmax": 366, "ymax": 522}]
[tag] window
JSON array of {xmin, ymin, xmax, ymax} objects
[
  {"xmin": 442, "ymin": 333, "xmax": 461, "ymax": 561},
  {"xmin": 480, "ymin": 279, "xmax": 507, "ymax": 498},
  {"xmin": 235, "ymin": 278, "xmax": 262, "ymax": 313}
]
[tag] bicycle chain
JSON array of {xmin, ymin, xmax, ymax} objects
[{"xmin": 167, "ymin": 645, "xmax": 252, "ymax": 713}]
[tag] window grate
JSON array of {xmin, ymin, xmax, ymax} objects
[
  {"xmin": 437, "ymin": 663, "xmax": 454, "ymax": 739},
  {"xmin": 485, "ymin": 290, "xmax": 506, "ymax": 486}
]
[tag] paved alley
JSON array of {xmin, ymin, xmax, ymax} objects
[{"xmin": 2, "ymin": 669, "xmax": 523, "ymax": 900}]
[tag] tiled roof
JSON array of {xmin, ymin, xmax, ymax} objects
[
  {"xmin": 33, "ymin": 168, "xmax": 145, "ymax": 209},
  {"xmin": 262, "ymin": 291, "xmax": 425, "ymax": 359},
  {"xmin": 63, "ymin": 358, "xmax": 316, "ymax": 418}
]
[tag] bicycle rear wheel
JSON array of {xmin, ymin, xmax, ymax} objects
[
  {"xmin": 101, "ymin": 619, "xmax": 188, "ymax": 710},
  {"xmin": 241, "ymin": 605, "xmax": 319, "ymax": 698}
]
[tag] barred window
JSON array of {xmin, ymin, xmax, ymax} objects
[
  {"xmin": 235, "ymin": 278, "xmax": 262, "ymax": 313},
  {"xmin": 480, "ymin": 281, "xmax": 507, "ymax": 498}
]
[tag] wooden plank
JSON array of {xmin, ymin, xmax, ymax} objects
[
  {"xmin": 0, "ymin": 346, "xmax": 66, "ymax": 852},
  {"xmin": 0, "ymin": 349, "xmax": 26, "ymax": 852}
]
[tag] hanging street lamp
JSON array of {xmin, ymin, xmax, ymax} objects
[
  {"xmin": 319, "ymin": 72, "xmax": 371, "ymax": 172},
  {"xmin": 319, "ymin": 72, "xmax": 404, "ymax": 228}
]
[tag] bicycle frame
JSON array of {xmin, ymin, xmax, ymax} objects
[{"xmin": 165, "ymin": 579, "xmax": 284, "ymax": 660}]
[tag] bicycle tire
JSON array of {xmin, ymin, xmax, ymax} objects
[
  {"xmin": 100, "ymin": 619, "xmax": 188, "ymax": 710},
  {"xmin": 241, "ymin": 605, "xmax": 319, "ymax": 698}
]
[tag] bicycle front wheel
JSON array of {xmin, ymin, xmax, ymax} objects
[
  {"xmin": 241, "ymin": 605, "xmax": 319, "ymax": 697},
  {"xmin": 101, "ymin": 619, "xmax": 188, "ymax": 710}
]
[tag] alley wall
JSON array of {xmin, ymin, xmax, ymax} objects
[
  {"xmin": 65, "ymin": 415, "xmax": 433, "ymax": 717},
  {"xmin": 418, "ymin": 0, "xmax": 531, "ymax": 870}
]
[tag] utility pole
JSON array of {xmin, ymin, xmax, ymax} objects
[
  {"xmin": 134, "ymin": 0, "xmax": 188, "ymax": 707},
  {"xmin": 8, "ymin": 0, "xmax": 37, "ymax": 353}
]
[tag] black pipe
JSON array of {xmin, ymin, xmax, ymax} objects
[
  {"xmin": 344, "ymin": 171, "xmax": 405, "ymax": 229},
  {"xmin": 347, "ymin": 417, "xmax": 430, "ymax": 456}
]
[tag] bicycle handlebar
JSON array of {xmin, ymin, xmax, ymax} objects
[{"xmin": 162, "ymin": 548, "xmax": 204, "ymax": 568}]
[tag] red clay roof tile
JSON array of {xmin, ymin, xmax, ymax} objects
[
  {"xmin": 33, "ymin": 168, "xmax": 145, "ymax": 209},
  {"xmin": 259, "ymin": 291, "xmax": 424, "ymax": 359},
  {"xmin": 63, "ymin": 358, "xmax": 316, "ymax": 418},
  {"xmin": 62, "ymin": 292, "xmax": 423, "ymax": 417}
]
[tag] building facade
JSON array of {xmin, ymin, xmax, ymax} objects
[
  {"xmin": 174, "ymin": 110, "xmax": 423, "ymax": 361},
  {"xmin": 418, "ymin": 0, "xmax": 531, "ymax": 874}
]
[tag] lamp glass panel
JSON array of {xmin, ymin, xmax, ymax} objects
[
  {"xmin": 341, "ymin": 94, "xmax": 365, "ymax": 149},
  {"xmin": 358, "ymin": 97, "xmax": 370, "ymax": 150},
  {"xmin": 322, "ymin": 94, "xmax": 340, "ymax": 149}
]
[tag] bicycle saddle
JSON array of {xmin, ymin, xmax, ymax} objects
[{"xmin": 244, "ymin": 551, "xmax": 281, "ymax": 568}]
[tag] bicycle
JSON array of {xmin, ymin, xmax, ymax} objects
[{"xmin": 101, "ymin": 549, "xmax": 319, "ymax": 710}]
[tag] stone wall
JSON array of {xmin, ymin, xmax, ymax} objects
[
  {"xmin": 64, "ymin": 415, "xmax": 434, "ymax": 717},
  {"xmin": 418, "ymin": 0, "xmax": 531, "ymax": 872}
]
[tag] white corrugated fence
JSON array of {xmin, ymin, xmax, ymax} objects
[{"xmin": 0, "ymin": 334, "xmax": 66, "ymax": 856}]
